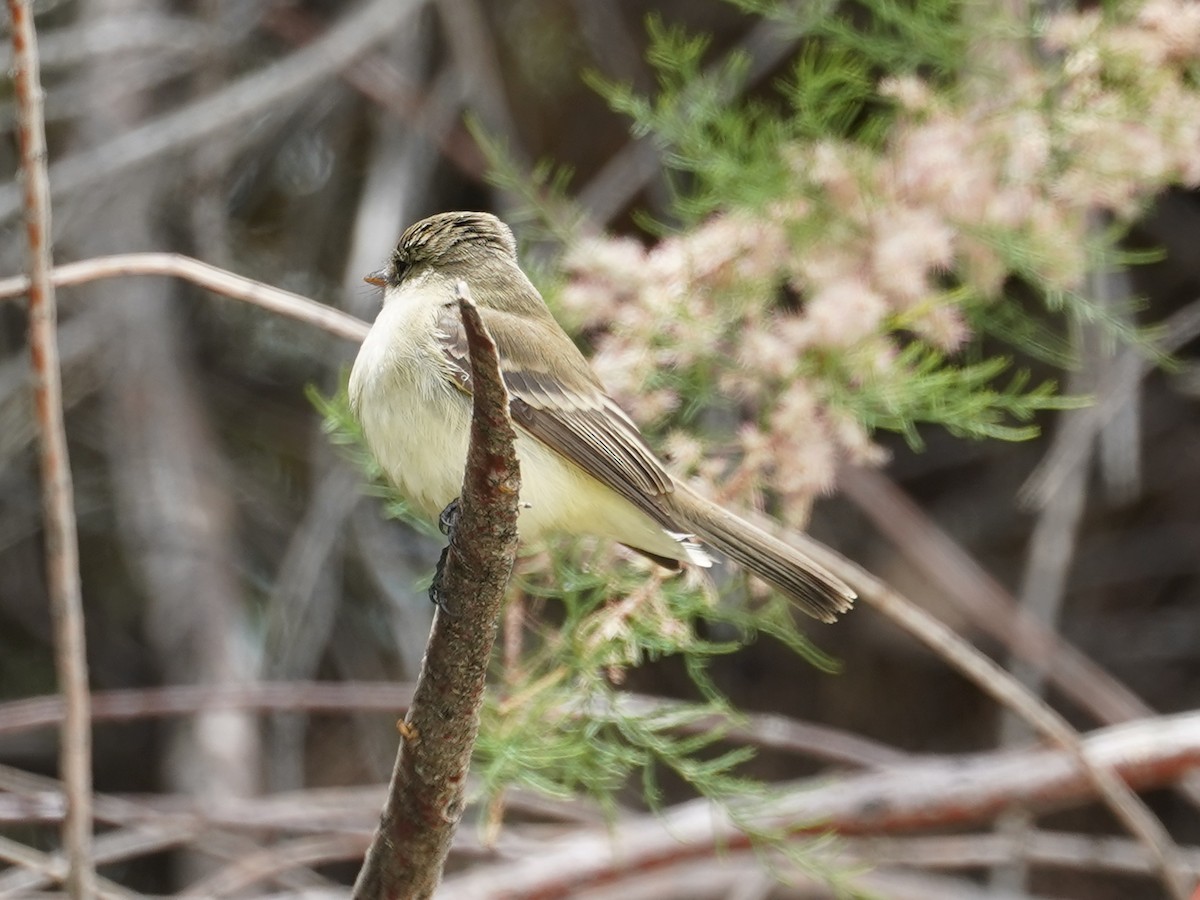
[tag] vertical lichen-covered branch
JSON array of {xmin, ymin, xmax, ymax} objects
[
  {"xmin": 6, "ymin": 1, "xmax": 95, "ymax": 896},
  {"xmin": 352, "ymin": 281, "xmax": 521, "ymax": 900}
]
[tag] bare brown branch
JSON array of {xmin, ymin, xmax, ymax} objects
[
  {"xmin": 6, "ymin": 2, "xmax": 95, "ymax": 895},
  {"xmin": 4, "ymin": 709, "xmax": 1198, "ymax": 897},
  {"xmin": 352, "ymin": 282, "xmax": 521, "ymax": 899},
  {"xmin": 0, "ymin": 253, "xmax": 369, "ymax": 343},
  {"xmin": 440, "ymin": 711, "xmax": 1200, "ymax": 899},
  {"xmin": 0, "ymin": 761, "xmax": 354, "ymax": 895},
  {"xmin": 0, "ymin": 681, "xmax": 415, "ymax": 738}
]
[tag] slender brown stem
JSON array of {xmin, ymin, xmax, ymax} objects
[
  {"xmin": 6, "ymin": 1, "xmax": 94, "ymax": 895},
  {"xmin": 0, "ymin": 253, "xmax": 369, "ymax": 343},
  {"xmin": 352, "ymin": 282, "xmax": 521, "ymax": 899}
]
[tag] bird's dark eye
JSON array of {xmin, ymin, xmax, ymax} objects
[{"xmin": 389, "ymin": 250, "xmax": 415, "ymax": 283}]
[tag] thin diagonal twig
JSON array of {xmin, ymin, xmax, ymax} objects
[
  {"xmin": 782, "ymin": 528, "xmax": 1196, "ymax": 900},
  {"xmin": 839, "ymin": 466, "xmax": 1150, "ymax": 726},
  {"xmin": 6, "ymin": 2, "xmax": 94, "ymax": 895},
  {"xmin": 577, "ymin": 15, "xmax": 807, "ymax": 225},
  {"xmin": 180, "ymin": 834, "xmax": 368, "ymax": 899}
]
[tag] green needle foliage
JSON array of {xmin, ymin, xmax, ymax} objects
[
  {"xmin": 550, "ymin": 0, "xmax": 1197, "ymax": 493},
  {"xmin": 816, "ymin": 343, "xmax": 1084, "ymax": 449}
]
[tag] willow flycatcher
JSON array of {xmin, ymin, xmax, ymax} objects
[{"xmin": 349, "ymin": 212, "xmax": 855, "ymax": 622}]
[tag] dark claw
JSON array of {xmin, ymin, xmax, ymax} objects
[
  {"xmin": 438, "ymin": 498, "xmax": 461, "ymax": 536},
  {"xmin": 428, "ymin": 545, "xmax": 454, "ymax": 614},
  {"xmin": 429, "ymin": 498, "xmax": 462, "ymax": 614}
]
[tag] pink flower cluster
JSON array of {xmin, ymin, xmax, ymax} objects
[{"xmin": 558, "ymin": 0, "xmax": 1200, "ymax": 522}]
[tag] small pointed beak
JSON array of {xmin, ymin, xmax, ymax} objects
[{"xmin": 363, "ymin": 268, "xmax": 389, "ymax": 288}]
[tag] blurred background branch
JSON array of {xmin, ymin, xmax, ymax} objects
[{"xmin": 5, "ymin": 0, "xmax": 94, "ymax": 894}]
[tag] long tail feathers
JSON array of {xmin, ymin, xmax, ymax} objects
[{"xmin": 671, "ymin": 486, "xmax": 856, "ymax": 624}]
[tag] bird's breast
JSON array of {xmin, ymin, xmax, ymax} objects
[{"xmin": 349, "ymin": 294, "xmax": 472, "ymax": 520}]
